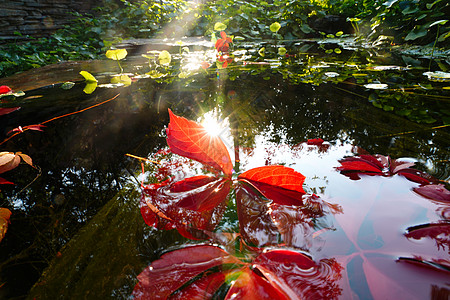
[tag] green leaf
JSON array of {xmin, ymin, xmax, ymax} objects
[
  {"xmin": 429, "ymin": 20, "xmax": 448, "ymax": 27},
  {"xmin": 83, "ymin": 82, "xmax": 97, "ymax": 94},
  {"xmin": 61, "ymin": 82, "xmax": 75, "ymax": 90},
  {"xmin": 278, "ymin": 47, "xmax": 287, "ymax": 56},
  {"xmin": 335, "ymin": 31, "xmax": 344, "ymax": 37},
  {"xmin": 105, "ymin": 49, "xmax": 127, "ymax": 61},
  {"xmin": 158, "ymin": 50, "xmax": 171, "ymax": 66},
  {"xmin": 405, "ymin": 26, "xmax": 428, "ymax": 41},
  {"xmin": 269, "ymin": 22, "xmax": 281, "ymax": 33},
  {"xmin": 214, "ymin": 22, "xmax": 227, "ymax": 31},
  {"xmin": 438, "ymin": 31, "xmax": 450, "ymax": 42},
  {"xmin": 79, "ymin": 71, "xmax": 97, "ymax": 83},
  {"xmin": 334, "ymin": 48, "xmax": 342, "ymax": 54}
]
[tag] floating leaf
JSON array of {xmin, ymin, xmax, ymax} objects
[
  {"xmin": 270, "ymin": 22, "xmax": 281, "ymax": 33},
  {"xmin": 238, "ymin": 165, "xmax": 306, "ymax": 205},
  {"xmin": 79, "ymin": 71, "xmax": 98, "ymax": 83},
  {"xmin": 166, "ymin": 109, "xmax": 233, "ymax": 176},
  {"xmin": 105, "ymin": 49, "xmax": 128, "ymax": 61},
  {"xmin": 258, "ymin": 47, "xmax": 265, "ymax": 57},
  {"xmin": 0, "ymin": 208, "xmax": 11, "ymax": 243},
  {"xmin": 215, "ymin": 31, "xmax": 232, "ymax": 52},
  {"xmin": 413, "ymin": 184, "xmax": 450, "ymax": 203},
  {"xmin": 158, "ymin": 50, "xmax": 172, "ymax": 66},
  {"xmin": 423, "ymin": 71, "xmax": 450, "ymax": 82},
  {"xmin": 364, "ymin": 83, "xmax": 388, "ymax": 89},
  {"xmin": 60, "ymin": 81, "xmax": 75, "ymax": 90},
  {"xmin": 278, "ymin": 47, "xmax": 287, "ymax": 56}
]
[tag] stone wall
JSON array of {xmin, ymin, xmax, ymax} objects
[{"xmin": 1, "ymin": 0, "xmax": 99, "ymax": 44}]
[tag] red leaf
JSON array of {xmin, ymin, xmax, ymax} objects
[
  {"xmin": 166, "ymin": 109, "xmax": 233, "ymax": 176},
  {"xmin": 26, "ymin": 124, "xmax": 46, "ymax": 132},
  {"xmin": 238, "ymin": 166, "xmax": 306, "ymax": 205},
  {"xmin": 133, "ymin": 245, "xmax": 241, "ymax": 299},
  {"xmin": 169, "ymin": 271, "xmax": 226, "ymax": 300},
  {"xmin": 0, "ymin": 177, "xmax": 14, "ymax": 185},
  {"xmin": 307, "ymin": 138, "xmax": 324, "ymax": 146},
  {"xmin": 141, "ymin": 177, "xmax": 228, "ymax": 237},
  {"xmin": 170, "ymin": 175, "xmax": 217, "ymax": 193},
  {"xmin": 253, "ymin": 249, "xmax": 343, "ymax": 299},
  {"xmin": 337, "ymin": 160, "xmax": 382, "ymax": 173},
  {"xmin": 225, "ymin": 267, "xmax": 290, "ymax": 300},
  {"xmin": 413, "ymin": 184, "xmax": 450, "ymax": 203},
  {"xmin": 0, "ymin": 86, "xmax": 12, "ymax": 95},
  {"xmin": 405, "ymin": 223, "xmax": 450, "ymax": 251},
  {"xmin": 0, "ymin": 107, "xmax": 20, "ymax": 116},
  {"xmin": 396, "ymin": 168, "xmax": 436, "ymax": 185},
  {"xmin": 176, "ymin": 178, "xmax": 231, "ymax": 212}
]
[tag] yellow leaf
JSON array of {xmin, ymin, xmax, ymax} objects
[
  {"xmin": 0, "ymin": 208, "xmax": 11, "ymax": 243},
  {"xmin": 79, "ymin": 71, "xmax": 98, "ymax": 83},
  {"xmin": 111, "ymin": 74, "xmax": 132, "ymax": 86},
  {"xmin": 83, "ymin": 82, "xmax": 97, "ymax": 94},
  {"xmin": 105, "ymin": 49, "xmax": 128, "ymax": 61},
  {"xmin": 158, "ymin": 50, "xmax": 171, "ymax": 66}
]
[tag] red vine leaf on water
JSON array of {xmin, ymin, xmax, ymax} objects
[
  {"xmin": 238, "ymin": 165, "xmax": 306, "ymax": 205},
  {"xmin": 0, "ymin": 152, "xmax": 33, "ymax": 185},
  {"xmin": 413, "ymin": 184, "xmax": 450, "ymax": 203},
  {"xmin": 336, "ymin": 153, "xmax": 437, "ymax": 185},
  {"xmin": 0, "ymin": 107, "xmax": 20, "ymax": 116},
  {"xmin": 166, "ymin": 109, "xmax": 233, "ymax": 176},
  {"xmin": 0, "ymin": 208, "xmax": 12, "ymax": 243},
  {"xmin": 133, "ymin": 244, "xmax": 342, "ymax": 300}
]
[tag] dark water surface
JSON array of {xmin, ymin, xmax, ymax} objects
[{"xmin": 0, "ymin": 39, "xmax": 449, "ymax": 299}]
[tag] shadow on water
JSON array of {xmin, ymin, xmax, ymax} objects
[{"xmin": 0, "ymin": 39, "xmax": 448, "ymax": 298}]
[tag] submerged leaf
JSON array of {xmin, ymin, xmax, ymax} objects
[{"xmin": 166, "ymin": 109, "xmax": 233, "ymax": 176}]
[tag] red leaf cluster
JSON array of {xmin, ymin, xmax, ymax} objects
[
  {"xmin": 133, "ymin": 244, "xmax": 342, "ymax": 299},
  {"xmin": 215, "ymin": 31, "xmax": 232, "ymax": 53}
]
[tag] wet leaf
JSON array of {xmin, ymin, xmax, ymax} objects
[
  {"xmin": 132, "ymin": 245, "xmax": 241, "ymax": 299},
  {"xmin": 110, "ymin": 74, "xmax": 132, "ymax": 86},
  {"xmin": 170, "ymin": 272, "xmax": 226, "ymax": 300},
  {"xmin": 0, "ymin": 177, "xmax": 14, "ymax": 185},
  {"xmin": 166, "ymin": 109, "xmax": 233, "ymax": 176},
  {"xmin": 413, "ymin": 184, "xmax": 450, "ymax": 203},
  {"xmin": 405, "ymin": 223, "xmax": 450, "ymax": 252},
  {"xmin": 238, "ymin": 165, "xmax": 306, "ymax": 205},
  {"xmin": 0, "ymin": 208, "xmax": 11, "ymax": 243},
  {"xmin": 105, "ymin": 49, "xmax": 128, "ymax": 61}
]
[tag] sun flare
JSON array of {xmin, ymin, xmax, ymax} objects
[{"xmin": 201, "ymin": 113, "xmax": 223, "ymax": 137}]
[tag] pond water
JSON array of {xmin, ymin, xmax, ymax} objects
[{"xmin": 0, "ymin": 37, "xmax": 449, "ymax": 299}]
